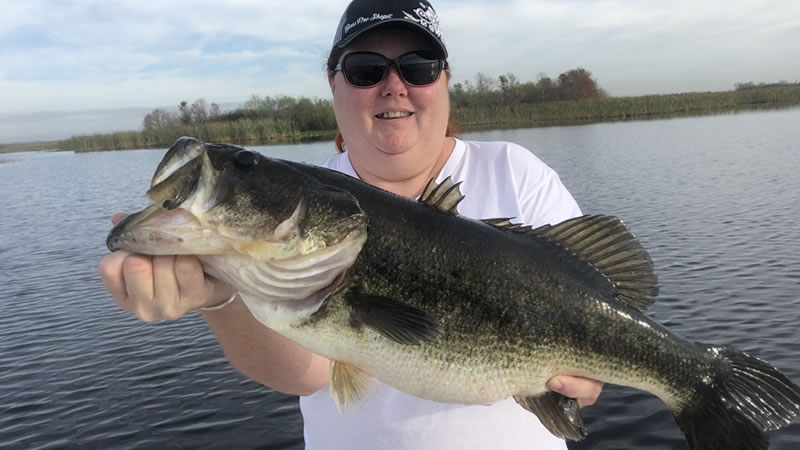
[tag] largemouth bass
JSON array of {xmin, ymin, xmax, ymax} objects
[{"xmin": 107, "ymin": 137, "xmax": 800, "ymax": 449}]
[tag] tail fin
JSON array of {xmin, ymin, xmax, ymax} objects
[{"xmin": 672, "ymin": 345, "xmax": 800, "ymax": 450}]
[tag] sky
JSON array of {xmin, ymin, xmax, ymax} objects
[{"xmin": 1, "ymin": 0, "xmax": 799, "ymax": 143}]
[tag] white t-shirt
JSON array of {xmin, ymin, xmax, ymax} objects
[{"xmin": 300, "ymin": 138, "xmax": 582, "ymax": 450}]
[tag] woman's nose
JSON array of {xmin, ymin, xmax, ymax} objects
[{"xmin": 380, "ymin": 64, "xmax": 408, "ymax": 97}]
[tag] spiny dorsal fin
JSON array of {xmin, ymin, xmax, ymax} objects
[
  {"xmin": 329, "ymin": 360, "xmax": 377, "ymax": 415},
  {"xmin": 514, "ymin": 392, "xmax": 587, "ymax": 440},
  {"xmin": 530, "ymin": 215, "xmax": 659, "ymax": 310},
  {"xmin": 419, "ymin": 177, "xmax": 464, "ymax": 215}
]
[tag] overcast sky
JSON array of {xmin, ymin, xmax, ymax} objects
[{"xmin": 1, "ymin": 0, "xmax": 799, "ymax": 143}]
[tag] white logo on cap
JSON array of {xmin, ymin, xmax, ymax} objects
[
  {"xmin": 403, "ymin": 3, "xmax": 442, "ymax": 38},
  {"xmin": 344, "ymin": 13, "xmax": 394, "ymax": 35}
]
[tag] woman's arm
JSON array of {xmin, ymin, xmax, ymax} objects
[{"xmin": 202, "ymin": 297, "xmax": 330, "ymax": 395}]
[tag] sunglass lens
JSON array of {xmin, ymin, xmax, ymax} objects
[
  {"xmin": 343, "ymin": 54, "xmax": 387, "ymax": 87},
  {"xmin": 398, "ymin": 53, "xmax": 441, "ymax": 86}
]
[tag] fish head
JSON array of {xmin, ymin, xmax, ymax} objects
[{"xmin": 106, "ymin": 137, "xmax": 368, "ymax": 312}]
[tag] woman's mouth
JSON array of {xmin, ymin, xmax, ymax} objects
[{"xmin": 376, "ymin": 111, "xmax": 413, "ymax": 119}]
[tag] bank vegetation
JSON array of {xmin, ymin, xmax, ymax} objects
[
  {"xmin": 0, "ymin": 140, "xmax": 62, "ymax": 154},
  {"xmin": 46, "ymin": 70, "xmax": 800, "ymax": 152}
]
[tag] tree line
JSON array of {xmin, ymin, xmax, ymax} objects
[
  {"xmin": 90, "ymin": 71, "xmax": 799, "ymax": 154},
  {"xmin": 141, "ymin": 67, "xmax": 606, "ymax": 132},
  {"xmin": 143, "ymin": 96, "xmax": 337, "ymax": 134},
  {"xmin": 734, "ymin": 80, "xmax": 800, "ymax": 91},
  {"xmin": 450, "ymin": 68, "xmax": 607, "ymax": 108},
  {"xmin": 61, "ymin": 83, "xmax": 800, "ymax": 152}
]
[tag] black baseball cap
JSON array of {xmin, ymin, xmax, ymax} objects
[{"xmin": 332, "ymin": 0, "xmax": 448, "ymax": 59}]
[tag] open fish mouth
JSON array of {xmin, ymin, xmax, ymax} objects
[{"xmin": 106, "ymin": 204, "xmax": 224, "ymax": 255}]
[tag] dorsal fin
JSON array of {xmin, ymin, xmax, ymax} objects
[
  {"xmin": 482, "ymin": 218, "xmax": 533, "ymax": 233},
  {"xmin": 532, "ymin": 215, "xmax": 658, "ymax": 310},
  {"xmin": 485, "ymin": 215, "xmax": 659, "ymax": 310},
  {"xmin": 419, "ymin": 177, "xmax": 464, "ymax": 215}
]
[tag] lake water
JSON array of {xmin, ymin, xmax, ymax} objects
[{"xmin": 1, "ymin": 108, "xmax": 799, "ymax": 449}]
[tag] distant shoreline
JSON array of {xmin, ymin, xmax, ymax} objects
[
  {"xmin": 3, "ymin": 86, "xmax": 799, "ymax": 154},
  {"xmin": 0, "ymin": 140, "xmax": 63, "ymax": 154}
]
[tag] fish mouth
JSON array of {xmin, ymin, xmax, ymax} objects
[
  {"xmin": 106, "ymin": 136, "xmax": 370, "ymax": 322},
  {"xmin": 107, "ymin": 137, "xmax": 256, "ymax": 256},
  {"xmin": 106, "ymin": 204, "xmax": 227, "ymax": 255}
]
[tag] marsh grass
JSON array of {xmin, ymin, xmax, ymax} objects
[
  {"xmin": 61, "ymin": 119, "xmax": 325, "ymax": 152},
  {"xmin": 13, "ymin": 86, "xmax": 800, "ymax": 153},
  {"xmin": 451, "ymin": 86, "xmax": 800, "ymax": 127},
  {"xmin": 0, "ymin": 141, "xmax": 62, "ymax": 153}
]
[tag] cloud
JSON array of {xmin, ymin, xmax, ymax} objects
[
  {"xmin": 0, "ymin": 72, "xmax": 332, "ymax": 114},
  {"xmin": 439, "ymin": 0, "xmax": 800, "ymax": 95},
  {"xmin": 1, "ymin": 0, "xmax": 799, "ymax": 140},
  {"xmin": 0, "ymin": 0, "xmax": 350, "ymax": 114}
]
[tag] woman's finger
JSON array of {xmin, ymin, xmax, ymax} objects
[
  {"xmin": 99, "ymin": 250, "xmax": 133, "ymax": 306},
  {"xmin": 152, "ymin": 255, "xmax": 181, "ymax": 318},
  {"xmin": 174, "ymin": 255, "xmax": 208, "ymax": 304},
  {"xmin": 121, "ymin": 254, "xmax": 157, "ymax": 320},
  {"xmin": 111, "ymin": 212, "xmax": 129, "ymax": 225},
  {"xmin": 546, "ymin": 376, "xmax": 603, "ymax": 408}
]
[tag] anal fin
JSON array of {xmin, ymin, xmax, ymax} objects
[
  {"xmin": 514, "ymin": 392, "xmax": 587, "ymax": 441},
  {"xmin": 329, "ymin": 360, "xmax": 377, "ymax": 416}
]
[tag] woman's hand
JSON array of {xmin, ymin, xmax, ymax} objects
[
  {"xmin": 98, "ymin": 213, "xmax": 234, "ymax": 321},
  {"xmin": 547, "ymin": 376, "xmax": 603, "ymax": 408}
]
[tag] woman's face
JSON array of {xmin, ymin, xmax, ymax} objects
[{"xmin": 329, "ymin": 28, "xmax": 450, "ymax": 183}]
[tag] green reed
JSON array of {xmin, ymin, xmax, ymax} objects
[
  {"xmin": 63, "ymin": 118, "xmax": 307, "ymax": 152},
  {"xmin": 0, "ymin": 140, "xmax": 62, "ymax": 153},
  {"xmin": 58, "ymin": 86, "xmax": 800, "ymax": 152},
  {"xmin": 451, "ymin": 86, "xmax": 800, "ymax": 127}
]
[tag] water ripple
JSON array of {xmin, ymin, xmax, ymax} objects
[{"xmin": 2, "ymin": 112, "xmax": 800, "ymax": 449}]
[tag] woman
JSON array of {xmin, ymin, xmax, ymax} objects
[{"xmin": 99, "ymin": 1, "xmax": 602, "ymax": 448}]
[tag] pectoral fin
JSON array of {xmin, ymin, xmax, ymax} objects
[
  {"xmin": 345, "ymin": 292, "xmax": 440, "ymax": 345},
  {"xmin": 329, "ymin": 360, "xmax": 377, "ymax": 416},
  {"xmin": 514, "ymin": 392, "xmax": 587, "ymax": 441}
]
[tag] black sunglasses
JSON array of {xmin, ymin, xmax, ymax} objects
[{"xmin": 334, "ymin": 51, "xmax": 448, "ymax": 88}]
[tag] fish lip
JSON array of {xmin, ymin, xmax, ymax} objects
[
  {"xmin": 106, "ymin": 204, "xmax": 216, "ymax": 254},
  {"xmin": 107, "ymin": 204, "xmax": 162, "ymax": 251}
]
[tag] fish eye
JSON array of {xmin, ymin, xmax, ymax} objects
[{"xmin": 234, "ymin": 150, "xmax": 259, "ymax": 168}]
